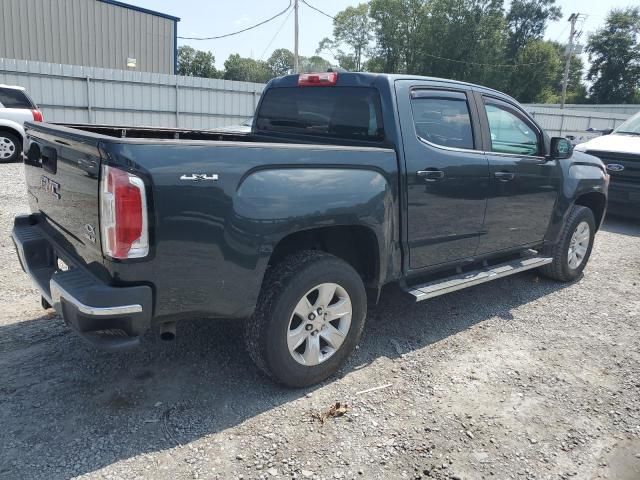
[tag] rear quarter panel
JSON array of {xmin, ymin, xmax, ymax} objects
[{"xmin": 101, "ymin": 140, "xmax": 399, "ymax": 320}]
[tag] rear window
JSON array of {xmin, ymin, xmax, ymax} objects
[
  {"xmin": 256, "ymin": 87, "xmax": 384, "ymax": 142},
  {"xmin": 0, "ymin": 88, "xmax": 34, "ymax": 109}
]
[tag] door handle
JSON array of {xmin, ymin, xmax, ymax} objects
[
  {"xmin": 417, "ymin": 169, "xmax": 445, "ymax": 181},
  {"xmin": 494, "ymin": 171, "xmax": 515, "ymax": 181}
]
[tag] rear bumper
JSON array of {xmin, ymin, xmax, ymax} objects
[
  {"xmin": 12, "ymin": 214, "xmax": 153, "ymax": 350},
  {"xmin": 608, "ymin": 181, "xmax": 640, "ymax": 218}
]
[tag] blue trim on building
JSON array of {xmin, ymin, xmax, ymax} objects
[
  {"xmin": 174, "ymin": 22, "xmax": 178, "ymax": 75},
  {"xmin": 97, "ymin": 0, "xmax": 180, "ymax": 22}
]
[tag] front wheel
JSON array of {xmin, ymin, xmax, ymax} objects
[
  {"xmin": 245, "ymin": 251, "xmax": 367, "ymax": 388},
  {"xmin": 539, "ymin": 205, "xmax": 596, "ymax": 282}
]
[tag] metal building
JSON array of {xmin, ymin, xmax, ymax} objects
[{"xmin": 0, "ymin": 0, "xmax": 179, "ymax": 74}]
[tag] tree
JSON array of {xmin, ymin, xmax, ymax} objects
[
  {"xmin": 507, "ymin": 40, "xmax": 562, "ymax": 102},
  {"xmin": 317, "ymin": 3, "xmax": 372, "ymax": 71},
  {"xmin": 177, "ymin": 46, "xmax": 219, "ymax": 78},
  {"xmin": 223, "ymin": 54, "xmax": 273, "ymax": 83},
  {"xmin": 418, "ymin": 0, "xmax": 508, "ymax": 90},
  {"xmin": 586, "ymin": 7, "xmax": 640, "ymax": 104},
  {"xmin": 368, "ymin": 0, "xmax": 429, "ymax": 73},
  {"xmin": 299, "ymin": 55, "xmax": 332, "ymax": 73},
  {"xmin": 506, "ymin": 0, "xmax": 562, "ymax": 57},
  {"xmin": 267, "ymin": 48, "xmax": 294, "ymax": 77}
]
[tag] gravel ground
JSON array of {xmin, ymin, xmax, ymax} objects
[{"xmin": 0, "ymin": 161, "xmax": 639, "ymax": 480}]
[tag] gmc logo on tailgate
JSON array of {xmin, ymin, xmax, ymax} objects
[{"xmin": 41, "ymin": 175, "xmax": 61, "ymax": 200}]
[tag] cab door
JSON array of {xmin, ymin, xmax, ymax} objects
[
  {"xmin": 395, "ymin": 80, "xmax": 489, "ymax": 270},
  {"xmin": 476, "ymin": 94, "xmax": 561, "ymax": 253}
]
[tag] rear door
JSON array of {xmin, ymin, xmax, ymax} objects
[
  {"xmin": 395, "ymin": 80, "xmax": 489, "ymax": 270},
  {"xmin": 476, "ymin": 94, "xmax": 561, "ymax": 253}
]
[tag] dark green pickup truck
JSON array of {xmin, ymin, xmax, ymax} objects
[{"xmin": 12, "ymin": 72, "xmax": 608, "ymax": 387}]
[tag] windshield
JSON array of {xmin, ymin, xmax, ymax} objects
[{"xmin": 615, "ymin": 111, "xmax": 640, "ymax": 135}]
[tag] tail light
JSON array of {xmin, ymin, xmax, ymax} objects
[
  {"xmin": 100, "ymin": 165, "xmax": 149, "ymax": 259},
  {"xmin": 298, "ymin": 72, "xmax": 338, "ymax": 86},
  {"xmin": 31, "ymin": 110, "xmax": 43, "ymax": 122}
]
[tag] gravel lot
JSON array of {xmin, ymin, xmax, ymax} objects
[{"xmin": 0, "ymin": 161, "xmax": 639, "ymax": 480}]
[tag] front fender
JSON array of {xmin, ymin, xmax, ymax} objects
[
  {"xmin": 232, "ymin": 167, "xmax": 396, "ymax": 284},
  {"xmin": 546, "ymin": 151, "xmax": 608, "ymax": 244}
]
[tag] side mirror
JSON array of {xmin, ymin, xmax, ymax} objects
[
  {"xmin": 549, "ymin": 137, "xmax": 573, "ymax": 160},
  {"xmin": 601, "ymin": 128, "xmax": 614, "ymax": 136}
]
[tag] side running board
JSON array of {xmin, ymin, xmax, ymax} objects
[{"xmin": 405, "ymin": 255, "xmax": 552, "ymax": 302}]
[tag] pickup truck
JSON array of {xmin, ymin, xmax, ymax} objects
[
  {"xmin": 12, "ymin": 72, "xmax": 608, "ymax": 387},
  {"xmin": 575, "ymin": 110, "xmax": 640, "ymax": 218}
]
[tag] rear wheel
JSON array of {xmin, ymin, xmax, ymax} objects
[
  {"xmin": 539, "ymin": 205, "xmax": 596, "ymax": 282},
  {"xmin": 245, "ymin": 251, "xmax": 367, "ymax": 388},
  {"xmin": 0, "ymin": 132, "xmax": 21, "ymax": 163}
]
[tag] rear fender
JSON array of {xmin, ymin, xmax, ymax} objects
[{"xmin": 233, "ymin": 167, "xmax": 396, "ymax": 286}]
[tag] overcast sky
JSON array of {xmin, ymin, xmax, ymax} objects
[{"xmin": 130, "ymin": 0, "xmax": 638, "ymax": 69}]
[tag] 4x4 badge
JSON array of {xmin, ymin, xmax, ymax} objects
[{"xmin": 180, "ymin": 174, "xmax": 219, "ymax": 182}]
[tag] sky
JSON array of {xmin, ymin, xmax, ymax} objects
[{"xmin": 129, "ymin": 0, "xmax": 638, "ymax": 70}]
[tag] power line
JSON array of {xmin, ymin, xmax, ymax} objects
[
  {"xmin": 260, "ymin": 6, "xmax": 295, "ymax": 60},
  {"xmin": 301, "ymin": 0, "xmax": 335, "ymax": 20},
  {"xmin": 178, "ymin": 1, "xmax": 292, "ymax": 40},
  {"xmin": 421, "ymin": 52, "xmax": 552, "ymax": 68}
]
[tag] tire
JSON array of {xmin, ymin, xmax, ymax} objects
[
  {"xmin": 0, "ymin": 131, "xmax": 21, "ymax": 163},
  {"xmin": 539, "ymin": 205, "xmax": 596, "ymax": 282},
  {"xmin": 245, "ymin": 250, "xmax": 367, "ymax": 388}
]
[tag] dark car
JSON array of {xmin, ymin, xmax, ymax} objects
[{"xmin": 12, "ymin": 72, "xmax": 608, "ymax": 387}]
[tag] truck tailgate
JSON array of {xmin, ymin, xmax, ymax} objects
[{"xmin": 23, "ymin": 122, "xmax": 104, "ymax": 270}]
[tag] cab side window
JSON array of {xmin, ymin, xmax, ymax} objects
[
  {"xmin": 484, "ymin": 102, "xmax": 540, "ymax": 156},
  {"xmin": 410, "ymin": 91, "xmax": 474, "ymax": 150}
]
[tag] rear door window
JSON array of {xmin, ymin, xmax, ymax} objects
[
  {"xmin": 410, "ymin": 90, "xmax": 475, "ymax": 150},
  {"xmin": 0, "ymin": 88, "xmax": 34, "ymax": 109},
  {"xmin": 256, "ymin": 87, "xmax": 384, "ymax": 142}
]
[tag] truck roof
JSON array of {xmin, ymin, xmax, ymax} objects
[{"xmin": 267, "ymin": 72, "xmax": 517, "ymax": 104}]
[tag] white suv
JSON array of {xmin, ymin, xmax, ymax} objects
[{"xmin": 0, "ymin": 85, "xmax": 44, "ymax": 163}]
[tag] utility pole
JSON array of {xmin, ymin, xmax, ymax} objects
[
  {"xmin": 294, "ymin": 0, "xmax": 299, "ymax": 73},
  {"xmin": 561, "ymin": 13, "xmax": 580, "ymax": 109}
]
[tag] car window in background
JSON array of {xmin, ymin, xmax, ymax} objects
[
  {"xmin": 410, "ymin": 94, "xmax": 474, "ymax": 149},
  {"xmin": 256, "ymin": 87, "xmax": 384, "ymax": 142},
  {"xmin": 614, "ymin": 111, "xmax": 640, "ymax": 135},
  {"xmin": 485, "ymin": 103, "xmax": 539, "ymax": 156},
  {"xmin": 0, "ymin": 88, "xmax": 34, "ymax": 109}
]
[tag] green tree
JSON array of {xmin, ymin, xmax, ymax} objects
[
  {"xmin": 223, "ymin": 54, "xmax": 273, "ymax": 83},
  {"xmin": 299, "ymin": 55, "xmax": 332, "ymax": 73},
  {"xmin": 317, "ymin": 3, "xmax": 372, "ymax": 71},
  {"xmin": 419, "ymin": 0, "xmax": 508, "ymax": 90},
  {"xmin": 507, "ymin": 40, "xmax": 562, "ymax": 102},
  {"xmin": 586, "ymin": 7, "xmax": 640, "ymax": 103},
  {"xmin": 506, "ymin": 0, "xmax": 562, "ymax": 57},
  {"xmin": 177, "ymin": 46, "xmax": 219, "ymax": 78},
  {"xmin": 368, "ymin": 0, "xmax": 429, "ymax": 73},
  {"xmin": 267, "ymin": 48, "xmax": 294, "ymax": 77}
]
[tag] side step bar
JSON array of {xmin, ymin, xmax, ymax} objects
[{"xmin": 405, "ymin": 255, "xmax": 552, "ymax": 302}]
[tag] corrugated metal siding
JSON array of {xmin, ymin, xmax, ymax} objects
[
  {"xmin": 0, "ymin": 58, "xmax": 264, "ymax": 128},
  {"xmin": 525, "ymin": 104, "xmax": 640, "ymax": 116},
  {"xmin": 0, "ymin": 0, "xmax": 175, "ymax": 74},
  {"xmin": 524, "ymin": 106, "xmax": 631, "ymax": 143}
]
